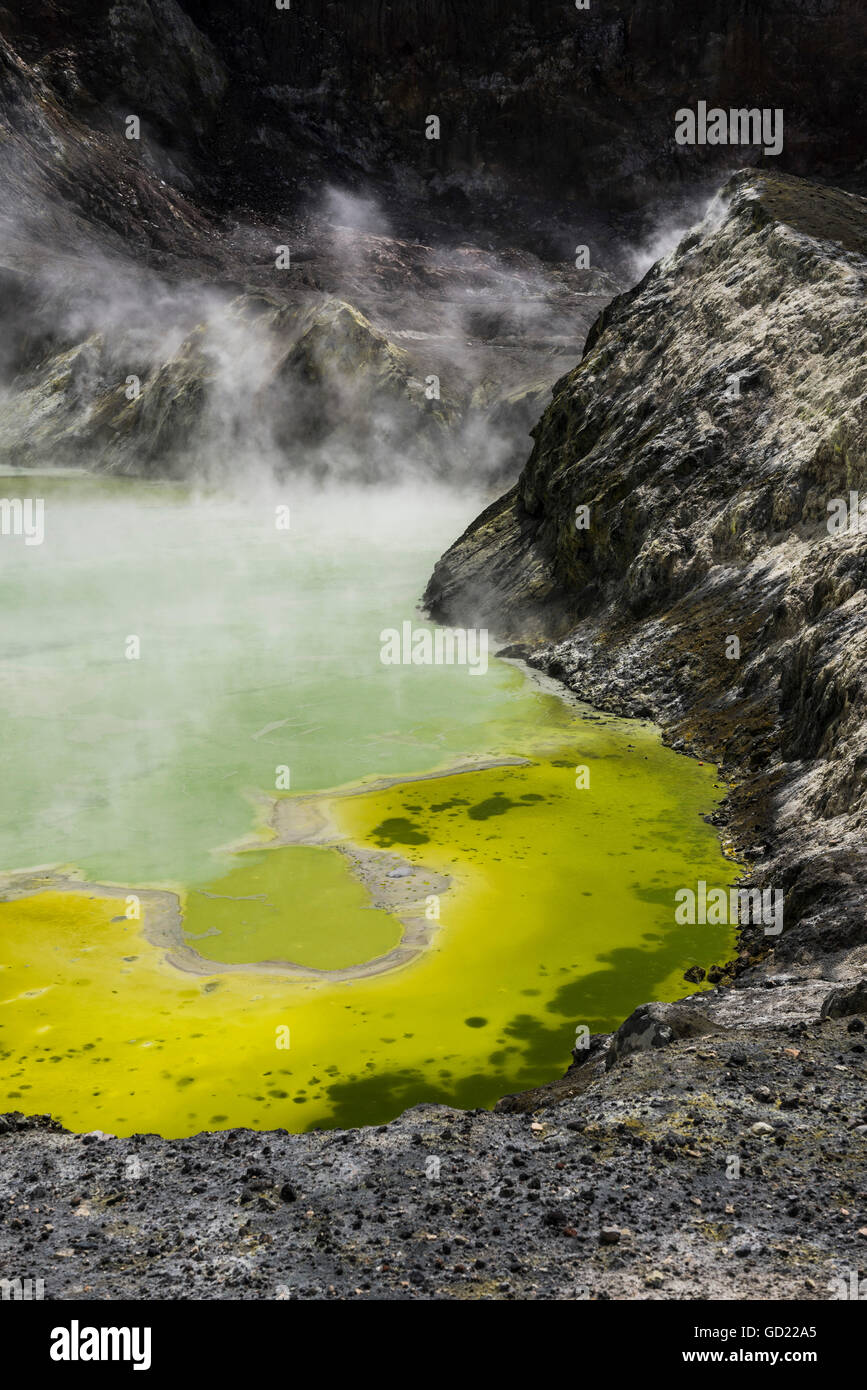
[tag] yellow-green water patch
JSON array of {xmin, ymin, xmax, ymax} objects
[
  {"xmin": 180, "ymin": 847, "xmax": 402, "ymax": 970},
  {"xmin": 336, "ymin": 729, "xmax": 737, "ymax": 1026},
  {"xmin": 0, "ymin": 720, "xmax": 738, "ymax": 1137}
]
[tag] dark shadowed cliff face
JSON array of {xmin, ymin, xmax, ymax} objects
[
  {"xmin": 426, "ymin": 169, "xmax": 867, "ymax": 971},
  {"xmin": 153, "ymin": 0, "xmax": 867, "ymax": 231},
  {"xmin": 1, "ymin": 0, "xmax": 865, "ymax": 252}
]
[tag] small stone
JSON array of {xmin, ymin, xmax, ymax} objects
[
  {"xmin": 599, "ymin": 1226, "xmax": 621, "ymax": 1245},
  {"xmin": 750, "ymin": 1122, "xmax": 774, "ymax": 1136},
  {"xmin": 733, "ymin": 1240, "xmax": 762, "ymax": 1257}
]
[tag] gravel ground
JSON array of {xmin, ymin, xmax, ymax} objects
[{"xmin": 2, "ymin": 1010, "xmax": 865, "ymax": 1301}]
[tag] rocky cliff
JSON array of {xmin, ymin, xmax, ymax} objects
[{"xmin": 426, "ymin": 169, "xmax": 867, "ymax": 986}]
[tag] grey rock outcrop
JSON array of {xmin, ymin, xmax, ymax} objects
[
  {"xmin": 820, "ymin": 978, "xmax": 867, "ymax": 1019},
  {"xmin": 606, "ymin": 1002, "xmax": 720, "ymax": 1067},
  {"xmin": 426, "ymin": 170, "xmax": 867, "ymax": 978}
]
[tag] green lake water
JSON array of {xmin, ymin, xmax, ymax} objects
[{"xmin": 0, "ymin": 474, "xmax": 737, "ymax": 1135}]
